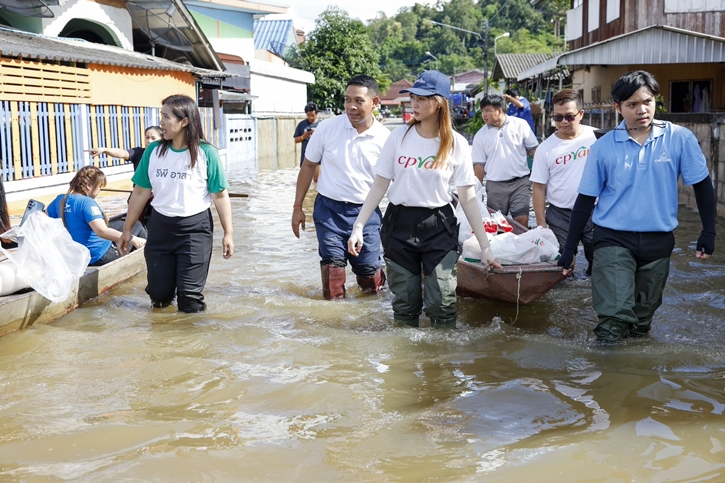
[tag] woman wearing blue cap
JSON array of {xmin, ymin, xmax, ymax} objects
[{"xmin": 347, "ymin": 70, "xmax": 501, "ymax": 328}]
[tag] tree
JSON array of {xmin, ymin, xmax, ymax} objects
[{"xmin": 298, "ymin": 6, "xmax": 385, "ymax": 111}]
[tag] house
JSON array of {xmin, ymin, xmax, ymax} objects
[
  {"xmin": 0, "ymin": 0, "xmax": 231, "ymax": 201},
  {"xmin": 518, "ymin": 2, "xmax": 725, "ymax": 111},
  {"xmin": 380, "ymin": 79, "xmax": 413, "ymax": 117},
  {"xmin": 183, "ymin": 1, "xmax": 315, "ymax": 168},
  {"xmin": 518, "ymin": 0, "xmax": 725, "ymax": 215}
]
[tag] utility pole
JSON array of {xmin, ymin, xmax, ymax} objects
[{"xmin": 483, "ymin": 19, "xmax": 490, "ymax": 95}]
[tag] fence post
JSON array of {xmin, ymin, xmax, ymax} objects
[{"xmin": 79, "ymin": 104, "xmax": 90, "ymax": 168}]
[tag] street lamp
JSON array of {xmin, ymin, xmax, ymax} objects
[
  {"xmin": 425, "ymin": 51, "xmax": 439, "ymax": 71},
  {"xmin": 494, "ymin": 32, "xmax": 510, "ymax": 58}
]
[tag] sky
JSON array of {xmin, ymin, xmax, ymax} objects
[{"xmin": 265, "ymin": 0, "xmax": 427, "ymax": 33}]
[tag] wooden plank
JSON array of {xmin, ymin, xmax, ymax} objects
[
  {"xmin": 0, "ymin": 77, "xmax": 91, "ymax": 90},
  {"xmin": 116, "ymin": 105, "xmax": 124, "ymax": 159},
  {"xmin": 0, "ymin": 85, "xmax": 92, "ymax": 96},
  {"xmin": 63, "ymin": 104, "xmax": 74, "ymax": 172},
  {"xmin": 29, "ymin": 103, "xmax": 40, "ymax": 177},
  {"xmin": 10, "ymin": 102, "xmax": 22, "ymax": 180},
  {"xmin": 139, "ymin": 107, "xmax": 146, "ymax": 141},
  {"xmin": 0, "ymin": 93, "xmax": 92, "ymax": 104},
  {"xmin": 129, "ymin": 107, "xmax": 137, "ymax": 148},
  {"xmin": 48, "ymin": 103, "xmax": 58, "ymax": 175},
  {"xmin": 104, "ymin": 107, "xmax": 113, "ymax": 166},
  {"xmin": 90, "ymin": 105, "xmax": 99, "ymax": 168}
]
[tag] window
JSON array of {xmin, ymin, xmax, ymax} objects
[
  {"xmin": 591, "ymin": 86, "xmax": 601, "ymax": 104},
  {"xmin": 670, "ymin": 79, "xmax": 712, "ymax": 113}
]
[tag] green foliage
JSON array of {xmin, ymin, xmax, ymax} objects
[
  {"xmin": 297, "ymin": 7, "xmax": 384, "ymax": 111},
  {"xmin": 364, "ymin": 0, "xmax": 567, "ymax": 84}
]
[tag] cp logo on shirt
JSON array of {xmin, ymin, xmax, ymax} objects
[
  {"xmin": 555, "ymin": 146, "xmax": 590, "ymax": 165},
  {"xmin": 397, "ymin": 155, "xmax": 448, "ymax": 170}
]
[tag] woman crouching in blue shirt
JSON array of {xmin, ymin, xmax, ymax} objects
[{"xmin": 47, "ymin": 166, "xmax": 147, "ymax": 266}]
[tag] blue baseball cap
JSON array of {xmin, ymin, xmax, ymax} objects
[{"xmin": 400, "ymin": 70, "xmax": 451, "ymax": 98}]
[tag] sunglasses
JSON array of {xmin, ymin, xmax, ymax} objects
[{"xmin": 552, "ymin": 113, "xmax": 580, "ymax": 122}]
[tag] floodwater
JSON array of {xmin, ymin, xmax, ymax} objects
[{"xmin": 1, "ymin": 166, "xmax": 724, "ymax": 482}]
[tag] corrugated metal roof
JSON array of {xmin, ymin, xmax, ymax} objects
[
  {"xmin": 0, "ymin": 27, "xmax": 233, "ymax": 78},
  {"xmin": 518, "ymin": 25, "xmax": 725, "ymax": 80},
  {"xmin": 253, "ymin": 19, "xmax": 295, "ymax": 55},
  {"xmin": 493, "ymin": 53, "xmax": 558, "ymax": 80}
]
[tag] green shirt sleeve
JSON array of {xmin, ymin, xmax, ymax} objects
[
  {"xmin": 131, "ymin": 141, "xmax": 159, "ymax": 189},
  {"xmin": 201, "ymin": 142, "xmax": 229, "ymax": 193}
]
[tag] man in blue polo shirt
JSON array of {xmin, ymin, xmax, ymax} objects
[{"xmin": 559, "ymin": 70, "xmax": 717, "ymax": 342}]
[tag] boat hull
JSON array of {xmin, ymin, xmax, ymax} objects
[
  {"xmin": 457, "ymin": 259, "xmax": 566, "ymax": 304},
  {"xmin": 0, "ymin": 248, "xmax": 146, "ymax": 337}
]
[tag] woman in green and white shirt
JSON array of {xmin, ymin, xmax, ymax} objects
[{"xmin": 119, "ymin": 94, "xmax": 234, "ymax": 313}]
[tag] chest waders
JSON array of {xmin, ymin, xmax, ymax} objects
[{"xmin": 381, "ymin": 203, "xmax": 460, "ymax": 328}]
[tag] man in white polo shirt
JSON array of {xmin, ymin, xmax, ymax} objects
[
  {"xmin": 471, "ymin": 94, "xmax": 538, "ymax": 227},
  {"xmin": 531, "ymin": 88, "xmax": 597, "ymax": 276},
  {"xmin": 292, "ymin": 75, "xmax": 391, "ymax": 300}
]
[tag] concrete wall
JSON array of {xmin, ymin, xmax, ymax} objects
[
  {"xmin": 255, "ymin": 115, "xmax": 307, "ymax": 170},
  {"xmin": 659, "ymin": 113, "xmax": 724, "ymax": 217}
]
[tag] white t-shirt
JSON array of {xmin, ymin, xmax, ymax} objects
[
  {"xmin": 133, "ymin": 142, "xmax": 228, "ymax": 217},
  {"xmin": 304, "ymin": 114, "xmax": 390, "ymax": 203},
  {"xmin": 529, "ymin": 125, "xmax": 597, "ymax": 210},
  {"xmin": 471, "ymin": 115, "xmax": 538, "ymax": 181},
  {"xmin": 375, "ymin": 125, "xmax": 476, "ymax": 207}
]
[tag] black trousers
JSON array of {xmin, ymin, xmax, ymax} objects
[{"xmin": 145, "ymin": 209, "xmax": 214, "ymax": 313}]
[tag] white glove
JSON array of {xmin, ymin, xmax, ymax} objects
[{"xmin": 347, "ymin": 225, "xmax": 364, "ymax": 257}]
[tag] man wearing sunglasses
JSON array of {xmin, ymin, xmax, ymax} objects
[{"xmin": 530, "ymin": 89, "xmax": 597, "ymax": 276}]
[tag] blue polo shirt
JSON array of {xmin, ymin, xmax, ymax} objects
[{"xmin": 578, "ymin": 120, "xmax": 708, "ymax": 232}]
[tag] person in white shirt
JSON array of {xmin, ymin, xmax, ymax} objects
[
  {"xmin": 119, "ymin": 94, "xmax": 234, "ymax": 313},
  {"xmin": 471, "ymin": 94, "xmax": 538, "ymax": 227},
  {"xmin": 348, "ymin": 70, "xmax": 501, "ymax": 328},
  {"xmin": 291, "ymin": 75, "xmax": 390, "ymax": 300},
  {"xmin": 531, "ymin": 89, "xmax": 597, "ymax": 275}
]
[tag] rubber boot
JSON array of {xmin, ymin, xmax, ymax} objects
[
  {"xmin": 356, "ymin": 267, "xmax": 386, "ymax": 294},
  {"xmin": 178, "ymin": 291, "xmax": 207, "ymax": 313},
  {"xmin": 321, "ymin": 264, "xmax": 346, "ymax": 300}
]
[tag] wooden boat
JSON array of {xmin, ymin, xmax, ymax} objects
[
  {"xmin": 456, "ymin": 211, "xmax": 566, "ymax": 304},
  {"xmin": 0, "ymin": 214, "xmax": 146, "ymax": 338}
]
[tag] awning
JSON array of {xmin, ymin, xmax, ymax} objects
[
  {"xmin": 219, "ymin": 90, "xmax": 257, "ymax": 101},
  {"xmin": 518, "ymin": 25, "xmax": 725, "ymax": 81}
]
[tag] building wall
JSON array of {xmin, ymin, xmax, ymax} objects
[
  {"xmin": 568, "ymin": 0, "xmax": 725, "ymax": 50},
  {"xmin": 41, "ymin": 0, "xmax": 133, "ymax": 49},
  {"xmin": 249, "ymin": 61, "xmax": 314, "ymax": 114},
  {"xmin": 255, "ymin": 115, "xmax": 309, "ymax": 170},
  {"xmin": 209, "ymin": 38, "xmax": 255, "ymax": 64},
  {"xmin": 88, "ymin": 65, "xmax": 196, "ymax": 107},
  {"xmin": 572, "ymin": 63, "xmax": 724, "ymax": 110}
]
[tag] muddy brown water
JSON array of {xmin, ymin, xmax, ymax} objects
[{"xmin": 1, "ymin": 166, "xmax": 724, "ymax": 482}]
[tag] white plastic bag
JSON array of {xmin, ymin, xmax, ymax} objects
[
  {"xmin": 1, "ymin": 211, "xmax": 91, "ymax": 302},
  {"xmin": 489, "ymin": 232, "xmax": 540, "ymax": 265},
  {"xmin": 461, "ymin": 236, "xmax": 482, "ymax": 262},
  {"xmin": 521, "ymin": 226, "xmax": 560, "ymax": 261}
]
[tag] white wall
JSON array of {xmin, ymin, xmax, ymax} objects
[
  {"xmin": 209, "ymin": 38, "xmax": 256, "ymax": 64},
  {"xmin": 249, "ymin": 60, "xmax": 314, "ymax": 114},
  {"xmin": 42, "ymin": 0, "xmax": 133, "ymax": 50},
  {"xmin": 566, "ymin": 4, "xmax": 583, "ymax": 41}
]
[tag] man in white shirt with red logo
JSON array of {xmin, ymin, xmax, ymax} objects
[
  {"xmin": 291, "ymin": 75, "xmax": 390, "ymax": 300},
  {"xmin": 531, "ymin": 89, "xmax": 597, "ymax": 276},
  {"xmin": 471, "ymin": 94, "xmax": 538, "ymax": 227}
]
